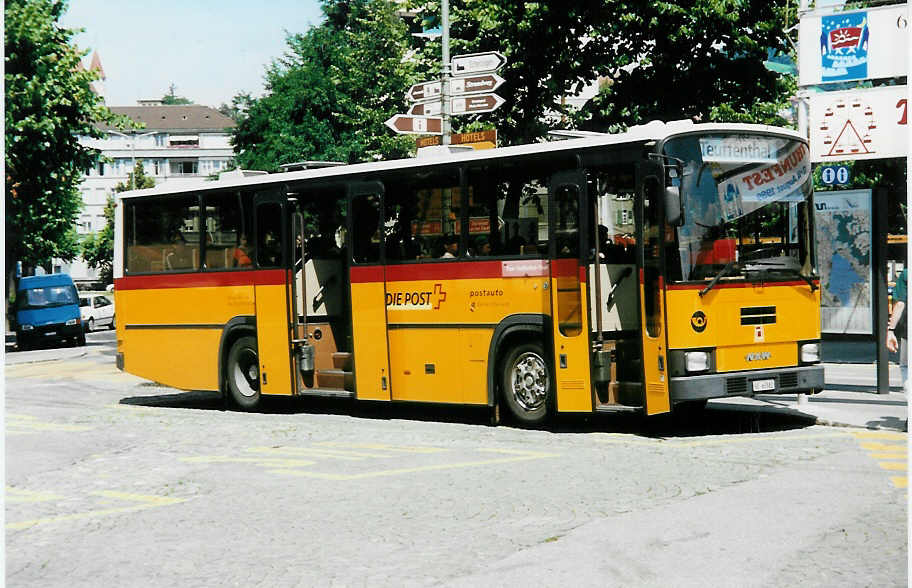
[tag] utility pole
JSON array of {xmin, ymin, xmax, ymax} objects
[{"xmin": 441, "ymin": 0, "xmax": 451, "ymax": 146}]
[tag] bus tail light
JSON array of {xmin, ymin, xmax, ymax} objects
[{"xmin": 800, "ymin": 342, "xmax": 820, "ymax": 364}]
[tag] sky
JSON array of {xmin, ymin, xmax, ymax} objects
[{"xmin": 60, "ymin": 0, "xmax": 326, "ymax": 108}]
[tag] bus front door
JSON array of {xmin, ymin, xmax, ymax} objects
[
  {"xmin": 253, "ymin": 191, "xmax": 295, "ymax": 397},
  {"xmin": 549, "ymin": 170, "xmax": 592, "ymax": 412},
  {"xmin": 347, "ymin": 182, "xmax": 392, "ymax": 401},
  {"xmin": 637, "ymin": 161, "xmax": 671, "ymax": 415}
]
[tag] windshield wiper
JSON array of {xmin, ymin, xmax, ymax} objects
[
  {"xmin": 743, "ymin": 258, "xmax": 818, "ymax": 292},
  {"xmin": 699, "ymin": 259, "xmax": 736, "ymax": 297}
]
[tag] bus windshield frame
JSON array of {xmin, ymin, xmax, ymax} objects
[{"xmin": 661, "ymin": 132, "xmax": 817, "ymax": 287}]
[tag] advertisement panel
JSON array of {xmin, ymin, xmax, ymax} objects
[
  {"xmin": 799, "ymin": 4, "xmax": 909, "ymax": 85},
  {"xmin": 814, "ymin": 190, "xmax": 873, "ymax": 335},
  {"xmin": 809, "ymin": 85, "xmax": 908, "ymax": 162}
]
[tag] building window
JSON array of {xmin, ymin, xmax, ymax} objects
[
  {"xmin": 170, "ymin": 161, "xmax": 198, "ymax": 176},
  {"xmin": 154, "ymin": 134, "xmax": 166, "ymax": 147},
  {"xmin": 169, "ymin": 135, "xmax": 199, "ymax": 148}
]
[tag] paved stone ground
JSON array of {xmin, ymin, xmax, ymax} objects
[{"xmin": 5, "ymin": 338, "xmax": 908, "ymax": 587}]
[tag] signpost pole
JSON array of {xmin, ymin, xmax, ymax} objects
[{"xmin": 441, "ymin": 0, "xmax": 451, "ymax": 146}]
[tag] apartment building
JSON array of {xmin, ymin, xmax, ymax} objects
[{"xmin": 65, "ymin": 103, "xmax": 236, "ymax": 282}]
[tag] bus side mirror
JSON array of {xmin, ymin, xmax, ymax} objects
[{"xmin": 665, "ymin": 186, "xmax": 683, "ymax": 226}]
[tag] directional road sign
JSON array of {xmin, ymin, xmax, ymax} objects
[
  {"xmin": 384, "ymin": 115, "xmax": 443, "ymax": 135},
  {"xmin": 407, "ymin": 101, "xmax": 442, "ymax": 116},
  {"xmin": 450, "ymin": 73, "xmax": 506, "ymax": 96},
  {"xmin": 451, "ymin": 93, "xmax": 505, "ymax": 115},
  {"xmin": 406, "ymin": 80, "xmax": 442, "ymax": 102},
  {"xmin": 451, "ymin": 51, "xmax": 507, "ymax": 75}
]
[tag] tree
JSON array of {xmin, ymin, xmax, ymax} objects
[
  {"xmin": 232, "ymin": 0, "xmax": 416, "ymax": 170},
  {"xmin": 580, "ymin": 1, "xmax": 790, "ymax": 131},
  {"xmin": 81, "ymin": 161, "xmax": 155, "ymax": 284},
  {"xmin": 162, "ymin": 82, "xmax": 193, "ymax": 105},
  {"xmin": 407, "ymin": 2, "xmax": 791, "ymax": 142},
  {"xmin": 5, "ymin": 0, "xmax": 127, "ymax": 290}
]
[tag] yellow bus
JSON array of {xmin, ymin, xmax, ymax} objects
[{"xmin": 113, "ymin": 120, "xmax": 824, "ymax": 424}]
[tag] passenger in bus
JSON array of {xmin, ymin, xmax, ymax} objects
[
  {"xmin": 233, "ymin": 234, "xmax": 253, "ymax": 267},
  {"xmin": 472, "ymin": 235, "xmax": 491, "ymax": 256},
  {"xmin": 440, "ymin": 233, "xmax": 459, "ymax": 258}
]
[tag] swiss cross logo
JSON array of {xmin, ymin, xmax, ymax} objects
[{"xmin": 433, "ymin": 283, "xmax": 447, "ymax": 310}]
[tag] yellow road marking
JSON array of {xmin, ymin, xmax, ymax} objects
[
  {"xmin": 6, "ymin": 413, "xmax": 93, "ymax": 433},
  {"xmin": 269, "ymin": 449, "xmax": 558, "ymax": 480},
  {"xmin": 869, "ymin": 453, "xmax": 909, "ymax": 459},
  {"xmin": 852, "ymin": 431, "xmax": 908, "ymax": 441},
  {"xmin": 181, "ymin": 456, "xmax": 317, "ymax": 468},
  {"xmin": 891, "ymin": 477, "xmax": 908, "ymax": 489},
  {"xmin": 878, "ymin": 461, "xmax": 908, "ymax": 471},
  {"xmin": 595, "ymin": 431, "xmax": 852, "ymax": 448},
  {"xmin": 7, "ymin": 490, "xmax": 186, "ymax": 530},
  {"xmin": 5, "ymin": 487, "xmax": 64, "ymax": 503},
  {"xmin": 315, "ymin": 442, "xmax": 448, "ymax": 454},
  {"xmin": 248, "ymin": 446, "xmax": 392, "ymax": 460},
  {"xmin": 860, "ymin": 442, "xmax": 907, "ymax": 453}
]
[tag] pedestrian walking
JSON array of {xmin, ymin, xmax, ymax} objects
[{"xmin": 886, "ymin": 267, "xmax": 907, "ymax": 391}]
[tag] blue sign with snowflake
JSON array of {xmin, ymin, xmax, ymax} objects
[{"xmin": 820, "ymin": 12, "xmax": 869, "ymax": 83}]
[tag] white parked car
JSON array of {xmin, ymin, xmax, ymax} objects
[{"xmin": 79, "ymin": 293, "xmax": 115, "ymax": 332}]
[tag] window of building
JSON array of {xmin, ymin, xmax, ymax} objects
[
  {"xmin": 170, "ymin": 161, "xmax": 198, "ymax": 176},
  {"xmin": 154, "ymin": 134, "xmax": 166, "ymax": 147},
  {"xmin": 169, "ymin": 135, "xmax": 199, "ymax": 147}
]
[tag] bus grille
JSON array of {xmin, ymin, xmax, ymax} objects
[
  {"xmin": 779, "ymin": 372, "xmax": 798, "ymax": 389},
  {"xmin": 726, "ymin": 377, "xmax": 748, "ymax": 395}
]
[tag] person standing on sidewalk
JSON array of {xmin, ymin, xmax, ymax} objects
[{"xmin": 886, "ymin": 267, "xmax": 907, "ymax": 390}]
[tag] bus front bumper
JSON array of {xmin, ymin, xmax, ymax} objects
[{"xmin": 669, "ymin": 365, "xmax": 825, "ymax": 403}]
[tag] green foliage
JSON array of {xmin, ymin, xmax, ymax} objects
[
  {"xmin": 162, "ymin": 82, "xmax": 193, "ymax": 105},
  {"xmin": 113, "ymin": 160, "xmax": 156, "ymax": 193},
  {"xmin": 80, "ymin": 195, "xmax": 116, "ymax": 284},
  {"xmin": 5, "ymin": 0, "xmax": 127, "ymax": 279},
  {"xmin": 81, "ymin": 161, "xmax": 155, "ymax": 284},
  {"xmin": 580, "ymin": 1, "xmax": 790, "ymax": 131},
  {"xmin": 232, "ymin": 0, "xmax": 417, "ymax": 170}
]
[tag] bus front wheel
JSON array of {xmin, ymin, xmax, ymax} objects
[
  {"xmin": 501, "ymin": 342, "xmax": 552, "ymax": 425},
  {"xmin": 227, "ymin": 336, "xmax": 261, "ymax": 410}
]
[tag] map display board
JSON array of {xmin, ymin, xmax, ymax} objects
[{"xmin": 814, "ymin": 190, "xmax": 873, "ymax": 334}]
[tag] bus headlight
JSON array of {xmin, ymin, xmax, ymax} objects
[
  {"xmin": 685, "ymin": 351, "xmax": 710, "ymax": 373},
  {"xmin": 21, "ymin": 324, "xmax": 34, "ymax": 331},
  {"xmin": 800, "ymin": 343, "xmax": 820, "ymax": 364}
]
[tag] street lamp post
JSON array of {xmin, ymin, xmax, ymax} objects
[{"xmin": 107, "ymin": 130, "xmax": 157, "ymax": 189}]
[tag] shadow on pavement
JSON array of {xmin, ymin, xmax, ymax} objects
[
  {"xmin": 864, "ymin": 415, "xmax": 907, "ymax": 431},
  {"xmin": 118, "ymin": 390, "xmax": 817, "ymax": 437}
]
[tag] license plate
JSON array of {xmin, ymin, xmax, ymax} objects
[{"xmin": 752, "ymin": 378, "xmax": 775, "ymax": 392}]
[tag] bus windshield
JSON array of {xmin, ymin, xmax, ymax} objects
[{"xmin": 662, "ymin": 133, "xmax": 816, "ymax": 285}]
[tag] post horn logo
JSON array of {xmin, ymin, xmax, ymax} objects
[{"xmin": 691, "ymin": 310, "xmax": 707, "ymax": 333}]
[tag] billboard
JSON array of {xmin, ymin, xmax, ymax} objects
[
  {"xmin": 814, "ymin": 190, "xmax": 873, "ymax": 335},
  {"xmin": 808, "ymin": 85, "xmax": 908, "ymax": 162},
  {"xmin": 799, "ymin": 4, "xmax": 909, "ymax": 86}
]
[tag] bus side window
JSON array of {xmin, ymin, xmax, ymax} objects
[
  {"xmin": 351, "ymin": 193, "xmax": 381, "ymax": 264},
  {"xmin": 256, "ymin": 201, "xmax": 283, "ymax": 267},
  {"xmin": 467, "ymin": 166, "xmax": 548, "ymax": 257},
  {"xmin": 125, "ymin": 195, "xmax": 200, "ymax": 274}
]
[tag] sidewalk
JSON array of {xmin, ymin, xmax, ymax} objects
[{"xmin": 709, "ymin": 362, "xmax": 908, "ymax": 432}]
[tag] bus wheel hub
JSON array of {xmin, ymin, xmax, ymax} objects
[{"xmin": 512, "ymin": 353, "xmax": 547, "ymax": 410}]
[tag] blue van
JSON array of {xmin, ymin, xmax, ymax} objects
[{"xmin": 13, "ymin": 274, "xmax": 84, "ymax": 350}]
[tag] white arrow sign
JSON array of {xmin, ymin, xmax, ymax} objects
[
  {"xmin": 451, "ymin": 51, "xmax": 507, "ymax": 75},
  {"xmin": 451, "ymin": 73, "xmax": 506, "ymax": 96},
  {"xmin": 406, "ymin": 80, "xmax": 442, "ymax": 102},
  {"xmin": 384, "ymin": 115, "xmax": 443, "ymax": 135},
  {"xmin": 451, "ymin": 93, "xmax": 505, "ymax": 115}
]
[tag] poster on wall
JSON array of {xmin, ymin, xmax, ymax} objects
[
  {"xmin": 814, "ymin": 190, "xmax": 873, "ymax": 334},
  {"xmin": 799, "ymin": 4, "xmax": 909, "ymax": 85}
]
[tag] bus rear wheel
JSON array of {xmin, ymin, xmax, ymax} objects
[
  {"xmin": 227, "ymin": 336, "xmax": 261, "ymax": 410},
  {"xmin": 501, "ymin": 342, "xmax": 552, "ymax": 425}
]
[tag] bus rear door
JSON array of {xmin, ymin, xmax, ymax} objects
[
  {"xmin": 347, "ymin": 182, "xmax": 392, "ymax": 401},
  {"xmin": 637, "ymin": 161, "xmax": 671, "ymax": 415},
  {"xmin": 253, "ymin": 190, "xmax": 295, "ymax": 396},
  {"xmin": 549, "ymin": 170, "xmax": 592, "ymax": 412}
]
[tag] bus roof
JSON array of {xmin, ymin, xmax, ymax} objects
[{"xmin": 116, "ymin": 121, "xmax": 804, "ymax": 201}]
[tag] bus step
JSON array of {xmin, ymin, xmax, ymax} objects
[
  {"xmin": 332, "ymin": 352, "xmax": 353, "ymax": 370},
  {"xmin": 299, "ymin": 388, "xmax": 355, "ymax": 399},
  {"xmin": 317, "ymin": 368, "xmax": 354, "ymax": 390},
  {"xmin": 594, "ymin": 404, "xmax": 642, "ymax": 414}
]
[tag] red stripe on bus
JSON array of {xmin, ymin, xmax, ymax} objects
[
  {"xmin": 115, "ymin": 269, "xmax": 286, "ymax": 290},
  {"xmin": 551, "ymin": 259, "xmax": 577, "ymax": 277},
  {"xmin": 666, "ymin": 280, "xmax": 818, "ymax": 291}
]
